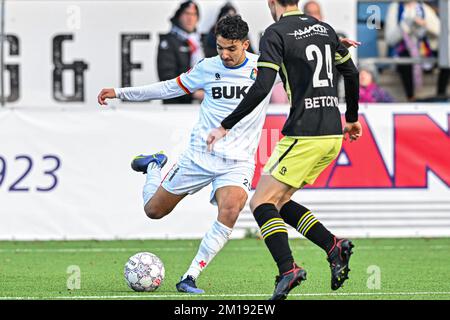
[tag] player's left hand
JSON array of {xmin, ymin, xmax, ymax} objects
[
  {"xmin": 343, "ymin": 121, "xmax": 362, "ymax": 143},
  {"xmin": 97, "ymin": 88, "xmax": 116, "ymax": 106},
  {"xmin": 340, "ymin": 38, "xmax": 361, "ymax": 49},
  {"xmin": 207, "ymin": 126, "xmax": 228, "ymax": 152}
]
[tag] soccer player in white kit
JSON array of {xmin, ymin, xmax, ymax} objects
[{"xmin": 98, "ymin": 15, "xmax": 272, "ymax": 294}]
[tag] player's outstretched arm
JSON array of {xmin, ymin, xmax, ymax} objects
[
  {"xmin": 116, "ymin": 80, "xmax": 187, "ymax": 102},
  {"xmin": 98, "ymin": 59, "xmax": 205, "ymax": 106},
  {"xmin": 97, "ymin": 79, "xmax": 189, "ymax": 106}
]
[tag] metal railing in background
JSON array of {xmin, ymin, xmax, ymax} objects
[{"xmin": 359, "ymin": 57, "xmax": 438, "ymax": 66}]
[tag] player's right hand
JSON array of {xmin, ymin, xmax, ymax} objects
[
  {"xmin": 343, "ymin": 121, "xmax": 362, "ymax": 143},
  {"xmin": 207, "ymin": 126, "xmax": 228, "ymax": 152},
  {"xmin": 97, "ymin": 88, "xmax": 116, "ymax": 106},
  {"xmin": 340, "ymin": 38, "xmax": 361, "ymax": 49}
]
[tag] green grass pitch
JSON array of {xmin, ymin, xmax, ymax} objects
[{"xmin": 0, "ymin": 238, "xmax": 449, "ymax": 300}]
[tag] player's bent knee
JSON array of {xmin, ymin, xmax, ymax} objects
[
  {"xmin": 218, "ymin": 206, "xmax": 241, "ymax": 227},
  {"xmin": 144, "ymin": 204, "xmax": 170, "ymax": 220},
  {"xmin": 219, "ymin": 206, "xmax": 241, "ymax": 218},
  {"xmin": 144, "ymin": 208, "xmax": 162, "ymax": 220}
]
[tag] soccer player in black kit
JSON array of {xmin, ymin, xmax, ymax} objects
[{"xmin": 208, "ymin": 0, "xmax": 362, "ymax": 300}]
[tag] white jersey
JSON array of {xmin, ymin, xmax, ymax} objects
[
  {"xmin": 115, "ymin": 52, "xmax": 274, "ymax": 162},
  {"xmin": 176, "ymin": 53, "xmax": 271, "ymax": 161}
]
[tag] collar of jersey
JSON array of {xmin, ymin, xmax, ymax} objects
[
  {"xmin": 223, "ymin": 57, "xmax": 249, "ymax": 69},
  {"xmin": 282, "ymin": 10, "xmax": 303, "ymax": 18}
]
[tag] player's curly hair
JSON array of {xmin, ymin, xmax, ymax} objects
[{"xmin": 214, "ymin": 15, "xmax": 249, "ymax": 41}]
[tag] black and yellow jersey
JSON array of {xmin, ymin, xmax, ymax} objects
[{"xmin": 221, "ymin": 10, "xmax": 359, "ymax": 137}]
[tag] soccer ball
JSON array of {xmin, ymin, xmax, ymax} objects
[{"xmin": 124, "ymin": 252, "xmax": 165, "ymax": 292}]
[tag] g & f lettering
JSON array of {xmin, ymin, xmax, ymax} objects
[{"xmin": 52, "ymin": 34, "xmax": 89, "ymax": 102}]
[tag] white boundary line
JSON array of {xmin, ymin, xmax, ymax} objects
[
  {"xmin": 1, "ymin": 291, "xmax": 450, "ymax": 300},
  {"xmin": 0, "ymin": 245, "xmax": 449, "ymax": 253}
]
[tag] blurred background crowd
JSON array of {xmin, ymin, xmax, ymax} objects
[{"xmin": 156, "ymin": 0, "xmax": 449, "ymax": 104}]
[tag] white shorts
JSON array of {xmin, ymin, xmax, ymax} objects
[{"xmin": 161, "ymin": 149, "xmax": 255, "ymax": 205}]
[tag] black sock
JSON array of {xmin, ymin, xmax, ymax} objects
[
  {"xmin": 253, "ymin": 203, "xmax": 294, "ymax": 274},
  {"xmin": 279, "ymin": 200, "xmax": 335, "ymax": 254}
]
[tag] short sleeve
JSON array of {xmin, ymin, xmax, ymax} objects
[
  {"xmin": 177, "ymin": 59, "xmax": 205, "ymax": 93},
  {"xmin": 257, "ymin": 27, "xmax": 283, "ymax": 72}
]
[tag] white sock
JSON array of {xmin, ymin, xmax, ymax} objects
[
  {"xmin": 142, "ymin": 162, "xmax": 161, "ymax": 206},
  {"xmin": 182, "ymin": 220, "xmax": 233, "ymax": 280}
]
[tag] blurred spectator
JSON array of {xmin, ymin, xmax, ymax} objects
[
  {"xmin": 359, "ymin": 64, "xmax": 395, "ymax": 103},
  {"xmin": 303, "ymin": 0, "xmax": 347, "ymax": 39},
  {"xmin": 157, "ymin": 1, "xmax": 204, "ymax": 104},
  {"xmin": 203, "ymin": 2, "xmax": 254, "ymax": 58},
  {"xmin": 428, "ymin": 0, "xmax": 440, "ymax": 12},
  {"xmin": 385, "ymin": 1, "xmax": 440, "ymax": 101},
  {"xmin": 303, "ymin": 0, "xmax": 323, "ymax": 20}
]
